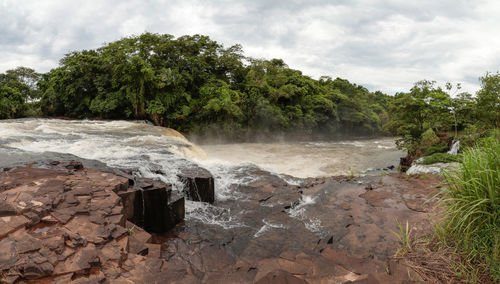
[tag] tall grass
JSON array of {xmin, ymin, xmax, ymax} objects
[{"xmin": 440, "ymin": 133, "xmax": 500, "ymax": 281}]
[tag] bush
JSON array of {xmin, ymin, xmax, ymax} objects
[
  {"xmin": 440, "ymin": 134, "xmax": 500, "ymax": 281},
  {"xmin": 421, "ymin": 128, "xmax": 440, "ymax": 146},
  {"xmin": 421, "ymin": 153, "xmax": 459, "ymax": 165},
  {"xmin": 422, "ymin": 143, "xmax": 449, "ymax": 156}
]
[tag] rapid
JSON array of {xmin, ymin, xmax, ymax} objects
[{"xmin": 0, "ymin": 118, "xmax": 404, "ymax": 230}]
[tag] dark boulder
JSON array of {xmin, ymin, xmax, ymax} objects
[
  {"xmin": 399, "ymin": 156, "xmax": 412, "ymax": 172},
  {"xmin": 178, "ymin": 166, "xmax": 215, "ymax": 203},
  {"xmin": 119, "ymin": 181, "xmax": 184, "ymax": 233}
]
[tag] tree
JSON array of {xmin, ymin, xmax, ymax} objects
[
  {"xmin": 0, "ymin": 67, "xmax": 41, "ymax": 101},
  {"xmin": 0, "ymin": 84, "xmax": 24, "ymax": 119},
  {"xmin": 384, "ymin": 80, "xmax": 453, "ymax": 151},
  {"xmin": 476, "ymin": 72, "xmax": 500, "ymax": 128}
]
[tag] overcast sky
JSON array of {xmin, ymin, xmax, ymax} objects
[{"xmin": 1, "ymin": 0, "xmax": 499, "ymax": 94}]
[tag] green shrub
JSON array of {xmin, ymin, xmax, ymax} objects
[
  {"xmin": 421, "ymin": 128, "xmax": 440, "ymax": 146},
  {"xmin": 421, "ymin": 153, "xmax": 459, "ymax": 165},
  {"xmin": 422, "ymin": 143, "xmax": 449, "ymax": 156},
  {"xmin": 23, "ymin": 101, "xmax": 42, "ymax": 117},
  {"xmin": 440, "ymin": 134, "xmax": 500, "ymax": 281}
]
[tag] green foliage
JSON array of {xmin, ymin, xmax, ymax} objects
[
  {"xmin": 421, "ymin": 128, "xmax": 440, "ymax": 146},
  {"xmin": 0, "ymin": 66, "xmax": 41, "ymax": 101},
  {"xmin": 385, "ymin": 80, "xmax": 456, "ymax": 152},
  {"xmin": 6, "ymin": 32, "xmax": 500, "ymax": 144},
  {"xmin": 0, "ymin": 84, "xmax": 24, "ymax": 119},
  {"xmin": 422, "ymin": 143, "xmax": 449, "ymax": 156},
  {"xmin": 392, "ymin": 220, "xmax": 412, "ymax": 257},
  {"xmin": 440, "ymin": 134, "xmax": 500, "ymax": 281},
  {"xmin": 476, "ymin": 72, "xmax": 500, "ymax": 129},
  {"xmin": 421, "ymin": 153, "xmax": 459, "ymax": 165},
  {"xmin": 31, "ymin": 33, "xmax": 392, "ymax": 139}
]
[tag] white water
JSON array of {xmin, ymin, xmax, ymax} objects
[
  {"xmin": 0, "ymin": 118, "xmax": 404, "ymax": 231},
  {"xmin": 447, "ymin": 140, "xmax": 460, "ymax": 155},
  {"xmin": 200, "ymin": 138, "xmax": 404, "ymax": 178}
]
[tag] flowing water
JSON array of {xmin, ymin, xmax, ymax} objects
[
  {"xmin": 200, "ymin": 139, "xmax": 404, "ymax": 178},
  {"xmin": 0, "ymin": 118, "xmax": 404, "ymax": 230}
]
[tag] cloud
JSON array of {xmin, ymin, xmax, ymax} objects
[{"xmin": 0, "ymin": 0, "xmax": 499, "ymax": 95}]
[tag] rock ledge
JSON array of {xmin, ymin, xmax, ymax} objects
[{"xmin": 0, "ymin": 161, "xmax": 182, "ymax": 283}]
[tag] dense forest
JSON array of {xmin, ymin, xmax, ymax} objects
[
  {"xmin": 1, "ymin": 33, "xmax": 392, "ymax": 139},
  {"xmin": 1, "ymin": 32, "xmax": 500, "ymax": 143}
]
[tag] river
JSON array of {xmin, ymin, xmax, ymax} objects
[{"xmin": 0, "ymin": 118, "xmax": 404, "ymax": 228}]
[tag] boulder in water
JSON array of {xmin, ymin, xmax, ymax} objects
[{"xmin": 178, "ymin": 166, "xmax": 215, "ymax": 203}]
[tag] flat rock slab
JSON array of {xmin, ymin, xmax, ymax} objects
[
  {"xmin": 155, "ymin": 173, "xmax": 442, "ymax": 283},
  {"xmin": 0, "ymin": 161, "xmax": 177, "ymax": 283}
]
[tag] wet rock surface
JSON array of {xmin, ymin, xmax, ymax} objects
[
  {"xmin": 0, "ymin": 161, "xmax": 183, "ymax": 283},
  {"xmin": 0, "ymin": 159, "xmax": 443, "ymax": 283},
  {"xmin": 155, "ymin": 172, "xmax": 443, "ymax": 283},
  {"xmin": 178, "ymin": 166, "xmax": 215, "ymax": 203}
]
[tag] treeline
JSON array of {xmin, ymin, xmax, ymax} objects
[
  {"xmin": 3, "ymin": 32, "xmax": 499, "ymax": 142},
  {"xmin": 383, "ymin": 76, "xmax": 500, "ymax": 154},
  {"xmin": 0, "ymin": 33, "xmax": 392, "ymax": 139}
]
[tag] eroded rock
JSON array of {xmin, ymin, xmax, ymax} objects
[
  {"xmin": 0, "ymin": 161, "xmax": 180, "ymax": 283},
  {"xmin": 178, "ymin": 166, "xmax": 215, "ymax": 203}
]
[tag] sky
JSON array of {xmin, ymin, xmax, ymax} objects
[{"xmin": 1, "ymin": 0, "xmax": 499, "ymax": 95}]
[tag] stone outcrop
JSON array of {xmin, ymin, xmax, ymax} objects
[
  {"xmin": 178, "ymin": 166, "xmax": 215, "ymax": 203},
  {"xmin": 118, "ymin": 178, "xmax": 184, "ymax": 233},
  {"xmin": 0, "ymin": 161, "xmax": 184, "ymax": 283},
  {"xmin": 155, "ymin": 172, "xmax": 443, "ymax": 283}
]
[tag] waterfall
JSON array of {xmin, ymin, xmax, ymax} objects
[{"xmin": 447, "ymin": 140, "xmax": 460, "ymax": 155}]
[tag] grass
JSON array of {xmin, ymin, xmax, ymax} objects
[
  {"xmin": 393, "ymin": 220, "xmax": 412, "ymax": 257},
  {"xmin": 399, "ymin": 234, "xmax": 486, "ymax": 283},
  {"xmin": 421, "ymin": 152, "xmax": 460, "ymax": 165},
  {"xmin": 438, "ymin": 134, "xmax": 500, "ymax": 282},
  {"xmin": 127, "ymin": 225, "xmax": 136, "ymax": 237}
]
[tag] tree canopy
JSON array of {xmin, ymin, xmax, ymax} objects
[
  {"xmin": 32, "ymin": 33, "xmax": 393, "ymax": 139},
  {"xmin": 2, "ymin": 32, "xmax": 500, "ymax": 143}
]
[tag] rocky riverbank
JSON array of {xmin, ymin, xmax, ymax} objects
[
  {"xmin": 0, "ymin": 159, "xmax": 444, "ymax": 283},
  {"xmin": 0, "ymin": 160, "xmax": 189, "ymax": 283}
]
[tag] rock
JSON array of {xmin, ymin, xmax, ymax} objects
[
  {"xmin": 0, "ymin": 273, "xmax": 20, "ymax": 284},
  {"xmin": 406, "ymin": 162, "xmax": 459, "ymax": 175},
  {"xmin": 399, "ymin": 156, "xmax": 413, "ymax": 172},
  {"xmin": 178, "ymin": 166, "xmax": 215, "ymax": 203},
  {"xmin": 144, "ymin": 243, "xmax": 161, "ymax": 258},
  {"xmin": 0, "ymin": 238, "xmax": 18, "ymax": 271},
  {"xmin": 53, "ymin": 243, "xmax": 99, "ymax": 274},
  {"xmin": 255, "ymin": 269, "xmax": 308, "ymax": 284},
  {"xmin": 51, "ymin": 273, "xmax": 74, "ymax": 283},
  {"xmin": 0, "ymin": 164, "xmax": 184, "ymax": 283},
  {"xmin": 126, "ymin": 221, "xmax": 152, "ymax": 255},
  {"xmin": 0, "ymin": 201, "xmax": 17, "ymax": 217},
  {"xmin": 359, "ymin": 191, "xmax": 390, "ymax": 208},
  {"xmin": 127, "ymin": 183, "xmax": 184, "ymax": 233},
  {"xmin": 22, "ymin": 260, "xmax": 54, "ymax": 279},
  {"xmin": 65, "ymin": 160, "xmax": 83, "ymax": 170},
  {"xmin": 0, "ymin": 215, "xmax": 29, "ymax": 238},
  {"xmin": 23, "ymin": 211, "xmax": 41, "ymax": 227},
  {"xmin": 118, "ymin": 189, "xmax": 136, "ymax": 221}
]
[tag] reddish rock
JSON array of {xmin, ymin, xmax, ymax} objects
[
  {"xmin": 255, "ymin": 269, "xmax": 308, "ymax": 284},
  {"xmin": 0, "ymin": 162, "xmax": 179, "ymax": 283}
]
